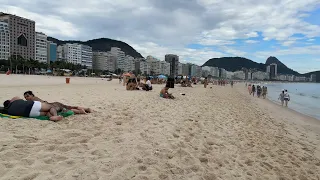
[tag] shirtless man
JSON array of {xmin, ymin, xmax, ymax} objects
[
  {"xmin": 23, "ymin": 91, "xmax": 92, "ymax": 114},
  {"xmin": 3, "ymin": 97, "xmax": 62, "ymax": 121}
]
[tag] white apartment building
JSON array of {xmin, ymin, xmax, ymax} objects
[
  {"xmin": 226, "ymin": 71, "xmax": 234, "ymax": 79},
  {"xmin": 139, "ymin": 59, "xmax": 150, "ymax": 75},
  {"xmin": 181, "ymin": 63, "xmax": 190, "ymax": 76},
  {"xmin": 58, "ymin": 43, "xmax": 92, "ymax": 68},
  {"xmin": 202, "ymin": 66, "xmax": 219, "ymax": 77},
  {"xmin": 160, "ymin": 61, "xmax": 170, "ymax": 75},
  {"xmin": 178, "ymin": 63, "xmax": 182, "ymax": 75},
  {"xmin": 58, "ymin": 43, "xmax": 82, "ymax": 64},
  {"xmin": 35, "ymin": 32, "xmax": 48, "ymax": 63},
  {"xmin": 252, "ymin": 71, "xmax": 269, "ymax": 80},
  {"xmin": 93, "ymin": 51, "xmax": 116, "ymax": 72},
  {"xmin": 81, "ymin": 44, "xmax": 93, "ymax": 69},
  {"xmin": 0, "ymin": 20, "xmax": 10, "ymax": 60},
  {"xmin": 110, "ymin": 47, "xmax": 125, "ymax": 70},
  {"xmin": 190, "ymin": 64, "xmax": 202, "ymax": 77},
  {"xmin": 219, "ymin": 68, "xmax": 227, "ymax": 78},
  {"xmin": 124, "ymin": 55, "xmax": 135, "ymax": 72},
  {"xmin": 233, "ymin": 71, "xmax": 246, "ymax": 80}
]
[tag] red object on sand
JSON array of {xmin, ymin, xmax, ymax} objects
[{"xmin": 6, "ymin": 70, "xmax": 11, "ymax": 75}]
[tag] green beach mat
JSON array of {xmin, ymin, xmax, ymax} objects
[{"xmin": 0, "ymin": 110, "xmax": 74, "ymax": 120}]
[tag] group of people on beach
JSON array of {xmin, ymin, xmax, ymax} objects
[
  {"xmin": 246, "ymin": 83, "xmax": 291, "ymax": 107},
  {"xmin": 248, "ymin": 84, "xmax": 268, "ymax": 99},
  {"xmin": 279, "ymin": 89, "xmax": 290, "ymax": 107},
  {"xmin": 1, "ymin": 91, "xmax": 92, "ymax": 121}
]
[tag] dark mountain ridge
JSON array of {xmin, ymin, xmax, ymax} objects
[
  {"xmin": 203, "ymin": 56, "xmax": 304, "ymax": 76},
  {"xmin": 47, "ymin": 37, "xmax": 143, "ymax": 59}
]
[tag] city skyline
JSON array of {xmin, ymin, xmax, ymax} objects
[{"xmin": 1, "ymin": 0, "xmax": 320, "ymax": 73}]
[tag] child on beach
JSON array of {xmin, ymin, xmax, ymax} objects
[{"xmin": 160, "ymin": 86, "xmax": 175, "ymax": 99}]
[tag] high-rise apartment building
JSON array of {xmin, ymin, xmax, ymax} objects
[
  {"xmin": 110, "ymin": 47, "xmax": 125, "ymax": 70},
  {"xmin": 0, "ymin": 12, "xmax": 35, "ymax": 60},
  {"xmin": 124, "ymin": 55, "xmax": 134, "ymax": 72},
  {"xmin": 80, "ymin": 44, "xmax": 93, "ymax": 69},
  {"xmin": 165, "ymin": 54, "xmax": 179, "ymax": 77},
  {"xmin": 35, "ymin": 32, "xmax": 47, "ymax": 63},
  {"xmin": 47, "ymin": 41, "xmax": 57, "ymax": 63},
  {"xmin": 182, "ymin": 63, "xmax": 190, "ymax": 76},
  {"xmin": 58, "ymin": 43, "xmax": 92, "ymax": 68},
  {"xmin": 160, "ymin": 61, "xmax": 170, "ymax": 75},
  {"xmin": 0, "ymin": 20, "xmax": 10, "ymax": 60},
  {"xmin": 269, "ymin": 63, "xmax": 277, "ymax": 79},
  {"xmin": 92, "ymin": 51, "xmax": 116, "ymax": 72},
  {"xmin": 58, "ymin": 43, "xmax": 81, "ymax": 64}
]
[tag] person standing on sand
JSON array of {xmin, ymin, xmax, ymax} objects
[
  {"xmin": 262, "ymin": 86, "xmax": 268, "ymax": 99},
  {"xmin": 284, "ymin": 89, "xmax": 290, "ymax": 107},
  {"xmin": 279, "ymin": 90, "xmax": 285, "ymax": 106},
  {"xmin": 204, "ymin": 77, "xmax": 208, "ymax": 88},
  {"xmin": 230, "ymin": 81, "xmax": 234, "ymax": 88},
  {"xmin": 252, "ymin": 85, "xmax": 256, "ymax": 97}
]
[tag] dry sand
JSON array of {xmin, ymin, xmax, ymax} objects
[{"xmin": 0, "ymin": 74, "xmax": 319, "ymax": 180}]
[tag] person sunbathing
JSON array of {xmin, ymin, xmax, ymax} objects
[
  {"xmin": 23, "ymin": 91, "xmax": 92, "ymax": 114},
  {"xmin": 3, "ymin": 96, "xmax": 62, "ymax": 121},
  {"xmin": 160, "ymin": 86, "xmax": 175, "ymax": 99}
]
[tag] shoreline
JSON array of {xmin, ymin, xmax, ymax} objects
[
  {"xmin": 236, "ymin": 84, "xmax": 320, "ymax": 131},
  {"xmin": 267, "ymin": 95, "xmax": 320, "ymax": 121}
]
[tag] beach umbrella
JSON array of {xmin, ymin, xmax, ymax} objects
[{"xmin": 158, "ymin": 75, "xmax": 167, "ymax": 79}]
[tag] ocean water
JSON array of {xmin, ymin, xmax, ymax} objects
[{"xmin": 264, "ymin": 83, "xmax": 320, "ymax": 120}]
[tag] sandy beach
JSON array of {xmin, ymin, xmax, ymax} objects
[{"xmin": 0, "ymin": 74, "xmax": 319, "ymax": 180}]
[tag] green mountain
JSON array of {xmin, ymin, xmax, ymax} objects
[
  {"xmin": 265, "ymin": 56, "xmax": 299, "ymax": 76},
  {"xmin": 202, "ymin": 57, "xmax": 266, "ymax": 72},
  {"xmin": 202, "ymin": 56, "xmax": 300, "ymax": 75},
  {"xmin": 47, "ymin": 37, "xmax": 144, "ymax": 59}
]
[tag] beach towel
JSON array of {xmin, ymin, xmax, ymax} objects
[{"xmin": 0, "ymin": 110, "xmax": 74, "ymax": 120}]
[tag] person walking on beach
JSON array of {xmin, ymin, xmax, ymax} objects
[
  {"xmin": 204, "ymin": 77, "xmax": 208, "ymax": 88},
  {"xmin": 257, "ymin": 85, "xmax": 262, "ymax": 98},
  {"xmin": 252, "ymin": 85, "xmax": 256, "ymax": 97},
  {"xmin": 230, "ymin": 81, "xmax": 234, "ymax": 88},
  {"xmin": 284, "ymin": 89, "xmax": 290, "ymax": 107},
  {"xmin": 262, "ymin": 86, "xmax": 268, "ymax": 99},
  {"xmin": 279, "ymin": 90, "xmax": 285, "ymax": 106}
]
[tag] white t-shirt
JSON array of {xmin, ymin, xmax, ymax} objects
[{"xmin": 146, "ymin": 80, "xmax": 152, "ymax": 87}]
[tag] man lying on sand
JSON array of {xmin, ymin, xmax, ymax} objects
[
  {"xmin": 3, "ymin": 97, "xmax": 62, "ymax": 121},
  {"xmin": 23, "ymin": 91, "xmax": 92, "ymax": 114},
  {"xmin": 160, "ymin": 86, "xmax": 175, "ymax": 99}
]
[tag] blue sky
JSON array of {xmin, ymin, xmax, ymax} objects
[{"xmin": 1, "ymin": 0, "xmax": 320, "ymax": 73}]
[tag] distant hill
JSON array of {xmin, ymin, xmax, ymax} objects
[
  {"xmin": 47, "ymin": 37, "xmax": 143, "ymax": 59},
  {"xmin": 202, "ymin": 56, "xmax": 301, "ymax": 75},
  {"xmin": 202, "ymin": 57, "xmax": 266, "ymax": 72},
  {"xmin": 303, "ymin": 71, "xmax": 320, "ymax": 82},
  {"xmin": 265, "ymin": 56, "xmax": 299, "ymax": 76}
]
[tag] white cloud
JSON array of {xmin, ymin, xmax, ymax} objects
[
  {"xmin": 245, "ymin": 40, "xmax": 258, "ymax": 44},
  {"xmin": 3, "ymin": 5, "xmax": 79, "ymax": 37},
  {"xmin": 1, "ymin": 0, "xmax": 320, "ymax": 71}
]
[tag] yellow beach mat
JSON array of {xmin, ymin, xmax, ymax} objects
[{"xmin": 0, "ymin": 110, "xmax": 74, "ymax": 120}]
